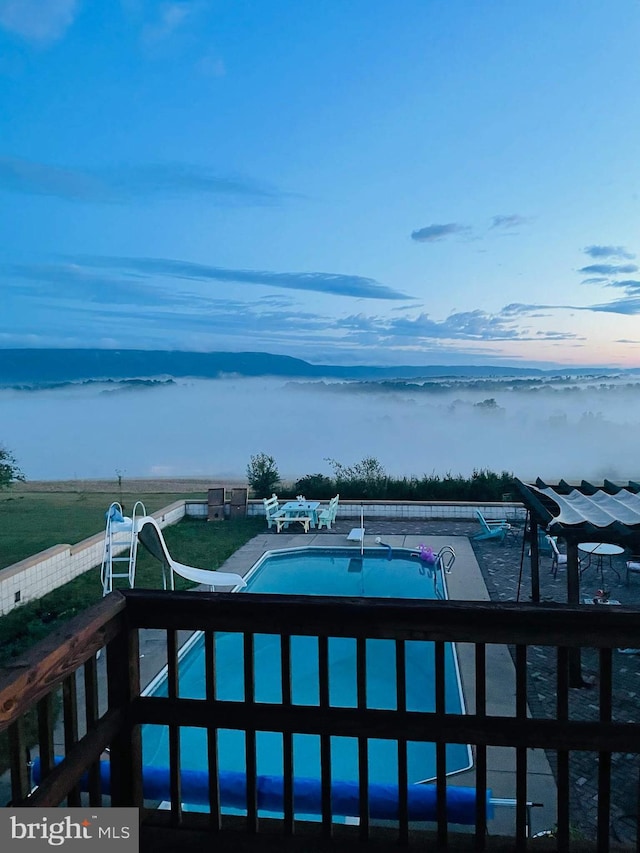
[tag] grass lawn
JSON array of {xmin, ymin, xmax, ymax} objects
[{"xmin": 0, "ymin": 489, "xmax": 208, "ymax": 570}]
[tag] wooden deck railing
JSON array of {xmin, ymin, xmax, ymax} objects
[{"xmin": 1, "ymin": 589, "xmax": 640, "ymax": 851}]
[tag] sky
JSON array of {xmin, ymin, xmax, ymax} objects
[{"xmin": 1, "ymin": 0, "xmax": 640, "ymax": 369}]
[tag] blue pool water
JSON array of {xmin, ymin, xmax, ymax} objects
[{"xmin": 143, "ymin": 547, "xmax": 472, "ymax": 808}]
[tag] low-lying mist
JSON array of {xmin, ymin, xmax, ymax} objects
[{"xmin": 1, "ymin": 376, "xmax": 639, "ymax": 483}]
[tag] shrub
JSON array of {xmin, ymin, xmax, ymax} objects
[
  {"xmin": 258, "ymin": 449, "xmax": 516, "ymax": 503},
  {"xmin": 0, "ymin": 444, "xmax": 25, "ymax": 490},
  {"xmin": 293, "ymin": 473, "xmax": 336, "ymax": 499},
  {"xmin": 288, "ymin": 460, "xmax": 516, "ymax": 503},
  {"xmin": 325, "ymin": 456, "xmax": 388, "ymax": 499},
  {"xmin": 246, "ymin": 452, "xmax": 281, "ymax": 498}
]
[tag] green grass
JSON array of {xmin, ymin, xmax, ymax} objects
[
  {"xmin": 0, "ymin": 489, "xmax": 207, "ymax": 570},
  {"xmin": 0, "ymin": 516, "xmax": 264, "ymax": 667}
]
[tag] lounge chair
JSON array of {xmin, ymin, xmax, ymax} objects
[
  {"xmin": 546, "ymin": 536, "xmax": 567, "ymax": 579},
  {"xmin": 473, "ymin": 510, "xmax": 511, "ymax": 543}
]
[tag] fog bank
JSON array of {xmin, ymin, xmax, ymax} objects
[{"xmin": 1, "ymin": 376, "xmax": 639, "ymax": 483}]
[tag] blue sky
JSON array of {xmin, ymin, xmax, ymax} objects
[{"xmin": 1, "ymin": 0, "xmax": 640, "ymax": 367}]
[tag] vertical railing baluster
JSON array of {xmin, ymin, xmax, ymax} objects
[
  {"xmin": 37, "ymin": 694, "xmax": 55, "ymax": 781},
  {"xmin": 357, "ymin": 637, "xmax": 369, "ymax": 841},
  {"xmin": 205, "ymin": 632, "xmax": 220, "ymax": 831},
  {"xmin": 597, "ymin": 647, "xmax": 612, "ymax": 853},
  {"xmin": 8, "ymin": 718, "xmax": 30, "ymax": 804},
  {"xmin": 167, "ymin": 628, "xmax": 182, "ymax": 824},
  {"xmin": 84, "ymin": 655, "xmax": 102, "ymax": 806},
  {"xmin": 318, "ymin": 635, "xmax": 332, "ymax": 837},
  {"xmin": 556, "ymin": 646, "xmax": 570, "ymax": 852},
  {"xmin": 434, "ymin": 640, "xmax": 447, "ymax": 848},
  {"xmin": 62, "ymin": 674, "xmax": 81, "ymax": 805},
  {"xmin": 281, "ymin": 634, "xmax": 294, "ymax": 834},
  {"xmin": 474, "ymin": 643, "xmax": 487, "ymax": 850},
  {"xmin": 515, "ymin": 644, "xmax": 527, "ymax": 851},
  {"xmin": 395, "ymin": 639, "xmax": 409, "ymax": 845},
  {"xmin": 129, "ymin": 645, "xmax": 143, "ymax": 812},
  {"xmin": 244, "ymin": 632, "xmax": 258, "ymax": 832}
]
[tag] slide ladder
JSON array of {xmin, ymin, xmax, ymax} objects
[{"xmin": 100, "ymin": 500, "xmax": 147, "ymax": 596}]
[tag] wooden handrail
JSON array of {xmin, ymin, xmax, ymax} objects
[
  {"xmin": 0, "ymin": 593, "xmax": 127, "ymax": 733},
  {"xmin": 121, "ymin": 589, "xmax": 640, "ymax": 649}
]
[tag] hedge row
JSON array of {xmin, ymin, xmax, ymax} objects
[{"xmin": 280, "ymin": 468, "xmax": 517, "ymax": 502}]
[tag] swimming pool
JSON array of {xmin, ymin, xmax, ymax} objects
[{"xmin": 143, "ymin": 546, "xmax": 473, "ymax": 812}]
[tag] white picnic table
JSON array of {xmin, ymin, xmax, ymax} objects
[{"xmin": 276, "ymin": 500, "xmax": 321, "ymax": 532}]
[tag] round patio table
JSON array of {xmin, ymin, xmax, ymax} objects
[{"xmin": 578, "ymin": 542, "xmax": 623, "ymax": 583}]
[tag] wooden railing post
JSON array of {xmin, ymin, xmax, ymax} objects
[
  {"xmin": 106, "ymin": 622, "xmax": 142, "ymax": 807},
  {"xmin": 529, "ymin": 520, "xmax": 540, "ymax": 602}
]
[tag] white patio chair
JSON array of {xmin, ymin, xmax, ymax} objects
[
  {"xmin": 626, "ymin": 556, "xmax": 640, "ymax": 586},
  {"xmin": 263, "ymin": 494, "xmax": 282, "ymax": 529},
  {"xmin": 546, "ymin": 535, "xmax": 567, "ymax": 579},
  {"xmin": 317, "ymin": 494, "xmax": 340, "ymax": 530}
]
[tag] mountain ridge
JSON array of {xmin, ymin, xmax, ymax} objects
[{"xmin": 0, "ymin": 348, "xmax": 631, "ymax": 385}]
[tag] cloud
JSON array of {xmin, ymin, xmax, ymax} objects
[
  {"xmin": 1, "ymin": 285, "xmax": 371, "ymax": 353},
  {"xmin": 500, "ymin": 295, "xmax": 640, "ymax": 318},
  {"xmin": 105, "ymin": 163, "xmax": 285, "ymax": 202},
  {"xmin": 141, "ymin": 1, "xmax": 204, "ymax": 45},
  {"xmin": 88, "ymin": 257, "xmax": 412, "ymax": 300},
  {"xmin": 606, "ymin": 279, "xmax": 640, "ymax": 292},
  {"xmin": 579, "ymin": 264, "xmax": 638, "ymax": 276},
  {"xmin": 491, "ymin": 214, "xmax": 529, "ymax": 230},
  {"xmin": 583, "ymin": 245, "xmax": 635, "ymax": 260},
  {"xmin": 197, "ymin": 54, "xmax": 226, "ymax": 77},
  {"xmin": 498, "ymin": 302, "xmax": 573, "ymax": 317},
  {"xmin": 339, "ymin": 310, "xmax": 579, "ymax": 344},
  {"xmin": 0, "ymin": 156, "xmax": 287, "ymax": 204},
  {"xmin": 116, "ymin": 304, "xmax": 574, "ymax": 347},
  {"xmin": 589, "ymin": 297, "xmax": 640, "ymax": 316},
  {"xmin": 2, "ymin": 261, "xmax": 587, "ymax": 358},
  {"xmin": 0, "ymin": 157, "xmax": 107, "ymax": 201},
  {"xmin": 7, "ymin": 257, "xmax": 411, "ymax": 301},
  {"xmin": 410, "ymin": 223, "xmax": 469, "ymax": 243},
  {"xmin": 0, "ymin": 0, "xmax": 79, "ymax": 43},
  {"xmin": 0, "ymin": 259, "xmax": 586, "ymax": 353},
  {"xmin": 2, "ymin": 262, "xmax": 172, "ymax": 307}
]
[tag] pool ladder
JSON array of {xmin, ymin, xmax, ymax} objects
[
  {"xmin": 437, "ymin": 545, "xmax": 456, "ymax": 574},
  {"xmin": 100, "ymin": 500, "xmax": 147, "ymax": 596}
]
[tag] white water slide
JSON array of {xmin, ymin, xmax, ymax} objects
[{"xmin": 100, "ymin": 502, "xmax": 246, "ymax": 596}]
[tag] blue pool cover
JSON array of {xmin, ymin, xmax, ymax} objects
[{"xmin": 33, "ymin": 759, "xmax": 493, "ymax": 825}]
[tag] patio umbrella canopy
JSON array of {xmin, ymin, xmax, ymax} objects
[{"xmin": 514, "ymin": 478, "xmax": 640, "ymax": 548}]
